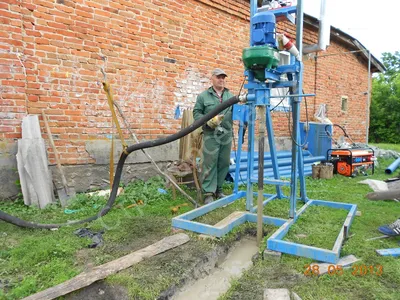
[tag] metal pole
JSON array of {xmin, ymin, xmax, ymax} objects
[
  {"xmin": 366, "ymin": 50, "xmax": 371, "ymax": 144},
  {"xmin": 250, "ymin": 0, "xmax": 257, "ymax": 44},
  {"xmin": 295, "ymin": 0, "xmax": 304, "ymax": 56},
  {"xmin": 289, "ymin": 0, "xmax": 304, "ymax": 218},
  {"xmin": 257, "ymin": 105, "xmax": 266, "ymax": 245}
]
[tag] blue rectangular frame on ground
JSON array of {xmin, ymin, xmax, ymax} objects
[{"xmin": 172, "ymin": 194, "xmax": 357, "ymax": 264}]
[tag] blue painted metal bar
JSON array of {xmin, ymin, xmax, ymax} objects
[
  {"xmin": 265, "ymin": 90, "xmax": 283, "ymax": 198},
  {"xmin": 232, "ymin": 155, "xmax": 324, "ymax": 173},
  {"xmin": 310, "ymin": 199, "xmax": 356, "ymax": 210},
  {"xmin": 252, "ymin": 192, "xmax": 276, "ymax": 198},
  {"xmin": 344, "ymin": 204, "xmax": 357, "ymax": 235},
  {"xmin": 331, "ymin": 203, "xmax": 357, "ymax": 253},
  {"xmin": 376, "ymin": 248, "xmax": 400, "ymax": 257},
  {"xmin": 289, "ymin": 62, "xmax": 303, "ymax": 219},
  {"xmin": 272, "ymin": 81, "xmax": 297, "ymax": 89},
  {"xmin": 175, "ymin": 191, "xmax": 245, "ymax": 221},
  {"xmin": 246, "ymin": 213, "xmax": 287, "ymax": 227},
  {"xmin": 234, "ymin": 111, "xmax": 245, "ymax": 194},
  {"xmin": 269, "ymin": 218, "xmax": 295, "ymax": 240},
  {"xmin": 276, "ymin": 64, "xmax": 299, "ymax": 74},
  {"xmin": 332, "ymin": 227, "xmax": 346, "ymax": 254},
  {"xmin": 268, "ymin": 239, "xmax": 339, "ymax": 264},
  {"xmin": 260, "ymin": 179, "xmax": 290, "ymax": 186},
  {"xmin": 230, "ymin": 150, "xmax": 311, "ymax": 163},
  {"xmin": 250, "ymin": 194, "xmax": 278, "ymax": 213},
  {"xmin": 172, "ymin": 218, "xmax": 223, "ymax": 237},
  {"xmin": 247, "ymin": 165, "xmax": 313, "ymax": 182}
]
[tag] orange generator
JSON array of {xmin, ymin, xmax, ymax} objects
[{"xmin": 327, "ymin": 148, "xmax": 375, "ymax": 177}]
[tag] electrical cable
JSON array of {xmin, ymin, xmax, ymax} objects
[
  {"xmin": 231, "ymin": 131, "xmax": 247, "ymax": 186},
  {"xmin": 270, "ymin": 90, "xmax": 290, "ymax": 112},
  {"xmin": 325, "ymin": 123, "xmax": 357, "ymax": 146},
  {"xmin": 285, "ymin": 89, "xmax": 310, "ymax": 148},
  {"xmin": 0, "ymin": 96, "xmax": 240, "ymax": 229}
]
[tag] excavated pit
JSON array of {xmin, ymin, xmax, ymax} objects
[{"xmin": 171, "ymin": 237, "xmax": 258, "ymax": 300}]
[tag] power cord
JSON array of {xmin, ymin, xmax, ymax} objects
[{"xmin": 284, "ymin": 89, "xmax": 310, "ymax": 148}]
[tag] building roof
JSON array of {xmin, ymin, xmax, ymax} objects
[{"xmin": 304, "ymin": 14, "xmax": 385, "ymax": 73}]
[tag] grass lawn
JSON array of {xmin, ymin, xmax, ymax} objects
[{"xmin": 1, "ymin": 146, "xmax": 399, "ymax": 299}]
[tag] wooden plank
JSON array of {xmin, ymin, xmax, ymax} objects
[
  {"xmin": 42, "ymin": 112, "xmax": 75, "ymax": 207},
  {"xmin": 23, "ymin": 233, "xmax": 190, "ymax": 300},
  {"xmin": 198, "ymin": 211, "xmax": 246, "ymax": 239}
]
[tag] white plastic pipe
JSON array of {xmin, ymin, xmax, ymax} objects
[{"xmin": 303, "ymin": 0, "xmax": 330, "ymax": 54}]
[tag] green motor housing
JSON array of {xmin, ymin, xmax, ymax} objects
[{"xmin": 242, "ymin": 45, "xmax": 280, "ymax": 81}]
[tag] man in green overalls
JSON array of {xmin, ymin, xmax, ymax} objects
[{"xmin": 193, "ymin": 68, "xmax": 234, "ymax": 204}]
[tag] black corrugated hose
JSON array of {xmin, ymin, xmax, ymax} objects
[{"xmin": 0, "ymin": 96, "xmax": 240, "ymax": 229}]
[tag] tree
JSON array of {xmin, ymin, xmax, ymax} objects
[{"xmin": 369, "ymin": 51, "xmax": 400, "ymax": 143}]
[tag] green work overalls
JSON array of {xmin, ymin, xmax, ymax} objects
[{"xmin": 193, "ymin": 87, "xmax": 234, "ymax": 195}]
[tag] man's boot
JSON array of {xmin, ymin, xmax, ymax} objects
[
  {"xmin": 215, "ymin": 190, "xmax": 226, "ymax": 199},
  {"xmin": 204, "ymin": 194, "xmax": 214, "ymax": 205}
]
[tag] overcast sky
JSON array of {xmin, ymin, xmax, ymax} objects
[{"xmin": 303, "ymin": 0, "xmax": 399, "ymax": 61}]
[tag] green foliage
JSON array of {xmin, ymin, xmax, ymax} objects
[
  {"xmin": 370, "ymin": 51, "xmax": 400, "ymax": 143},
  {"xmin": 116, "ymin": 176, "xmax": 171, "ymax": 206}
]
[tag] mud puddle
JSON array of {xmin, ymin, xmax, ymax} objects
[{"xmin": 172, "ymin": 237, "xmax": 258, "ymax": 300}]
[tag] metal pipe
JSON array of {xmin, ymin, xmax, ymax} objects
[
  {"xmin": 257, "ymin": 106, "xmax": 266, "ymax": 245},
  {"xmin": 295, "ymin": 0, "xmax": 304, "ymax": 55},
  {"xmin": 303, "ymin": 0, "xmax": 330, "ymax": 54},
  {"xmin": 366, "ymin": 50, "xmax": 371, "ymax": 144},
  {"xmin": 289, "ymin": 0, "xmax": 305, "ymax": 219},
  {"xmin": 250, "ymin": 0, "xmax": 257, "ymax": 44},
  {"xmin": 385, "ymin": 158, "xmax": 400, "ymax": 175}
]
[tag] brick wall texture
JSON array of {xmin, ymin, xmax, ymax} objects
[{"xmin": 0, "ymin": 0, "xmax": 370, "ymax": 165}]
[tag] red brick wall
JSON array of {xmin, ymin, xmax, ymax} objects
[{"xmin": 0, "ymin": 0, "xmax": 369, "ymax": 165}]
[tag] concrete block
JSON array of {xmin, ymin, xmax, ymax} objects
[
  {"xmin": 263, "ymin": 249, "xmax": 282, "ymax": 260},
  {"xmin": 310, "ymin": 255, "xmax": 360, "ymax": 275},
  {"xmin": 263, "ymin": 288, "xmax": 290, "ymax": 300}
]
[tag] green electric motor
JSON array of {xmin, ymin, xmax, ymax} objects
[{"xmin": 242, "ymin": 45, "xmax": 280, "ymax": 81}]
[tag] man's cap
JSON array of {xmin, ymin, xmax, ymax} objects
[{"xmin": 212, "ymin": 68, "xmax": 227, "ymax": 77}]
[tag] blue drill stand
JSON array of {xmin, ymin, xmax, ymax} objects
[{"xmin": 172, "ymin": 1, "xmax": 357, "ymax": 264}]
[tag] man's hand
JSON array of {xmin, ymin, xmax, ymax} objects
[{"xmin": 207, "ymin": 115, "xmax": 224, "ymax": 129}]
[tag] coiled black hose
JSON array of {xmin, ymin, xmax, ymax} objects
[{"xmin": 0, "ymin": 96, "xmax": 240, "ymax": 229}]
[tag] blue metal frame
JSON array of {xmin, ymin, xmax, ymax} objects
[
  {"xmin": 376, "ymin": 248, "xmax": 400, "ymax": 257},
  {"xmin": 172, "ymin": 1, "xmax": 358, "ymax": 264}
]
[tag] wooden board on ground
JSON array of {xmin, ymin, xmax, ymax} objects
[
  {"xmin": 198, "ymin": 211, "xmax": 246, "ymax": 240},
  {"xmin": 23, "ymin": 233, "xmax": 190, "ymax": 300}
]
